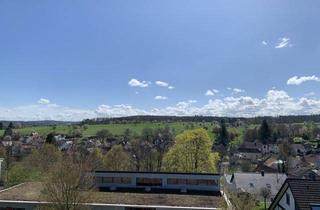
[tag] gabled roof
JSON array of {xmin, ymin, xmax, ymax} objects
[
  {"xmin": 227, "ymin": 173, "xmax": 287, "ymax": 197},
  {"xmin": 287, "ymin": 179, "xmax": 320, "ymax": 210},
  {"xmin": 254, "ymin": 163, "xmax": 279, "ymax": 173},
  {"xmin": 269, "ymin": 179, "xmax": 320, "ymax": 210},
  {"xmin": 237, "ymin": 148, "xmax": 261, "ymax": 153}
]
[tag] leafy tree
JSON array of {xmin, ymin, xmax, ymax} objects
[
  {"xmin": 46, "ymin": 133, "xmax": 56, "ymax": 144},
  {"xmin": 8, "ymin": 122, "xmax": 14, "ymax": 129},
  {"xmin": 163, "ymin": 128, "xmax": 220, "ymax": 173},
  {"xmin": 28, "ymin": 144, "xmax": 62, "ymax": 172},
  {"xmin": 217, "ymin": 120, "xmax": 229, "ymax": 146},
  {"xmin": 0, "ymin": 122, "xmax": 3, "ymax": 130},
  {"xmin": 259, "ymin": 119, "xmax": 271, "ymax": 144},
  {"xmin": 141, "ymin": 128, "xmax": 154, "ymax": 143},
  {"xmin": 243, "ymin": 128, "xmax": 259, "ymax": 142},
  {"xmin": 3, "ymin": 122, "xmax": 14, "ymax": 137},
  {"xmin": 72, "ymin": 128, "xmax": 82, "ymax": 138},
  {"xmin": 103, "ymin": 145, "xmax": 131, "ymax": 171},
  {"xmin": 96, "ymin": 129, "xmax": 112, "ymax": 140},
  {"xmin": 6, "ymin": 162, "xmax": 41, "ymax": 187},
  {"xmin": 86, "ymin": 149, "xmax": 104, "ymax": 171},
  {"xmin": 123, "ymin": 128, "xmax": 132, "ymax": 142}
]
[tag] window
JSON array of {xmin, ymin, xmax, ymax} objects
[
  {"xmin": 113, "ymin": 177, "xmax": 122, "ymax": 184},
  {"xmin": 121, "ymin": 177, "xmax": 131, "ymax": 184},
  {"xmin": 286, "ymin": 193, "xmax": 290, "ymax": 206},
  {"xmin": 207, "ymin": 179, "xmax": 218, "ymax": 186},
  {"xmin": 103, "ymin": 177, "xmax": 113, "ymax": 183},
  {"xmin": 167, "ymin": 178, "xmax": 179, "ymax": 185},
  {"xmin": 167, "ymin": 178, "xmax": 218, "ymax": 186},
  {"xmin": 100, "ymin": 177, "xmax": 131, "ymax": 184},
  {"xmin": 187, "ymin": 179, "xmax": 198, "ymax": 185},
  {"xmin": 177, "ymin": 179, "xmax": 187, "ymax": 185},
  {"xmin": 198, "ymin": 179, "xmax": 209, "ymax": 185},
  {"xmin": 136, "ymin": 178, "xmax": 162, "ymax": 186},
  {"xmin": 311, "ymin": 205, "xmax": 320, "ymax": 210}
]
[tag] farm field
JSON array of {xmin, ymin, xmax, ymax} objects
[{"xmin": 0, "ymin": 121, "xmax": 236, "ymax": 140}]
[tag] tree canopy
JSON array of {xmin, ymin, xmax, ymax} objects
[
  {"xmin": 259, "ymin": 119, "xmax": 271, "ymax": 144},
  {"xmin": 163, "ymin": 128, "xmax": 219, "ymax": 173},
  {"xmin": 217, "ymin": 120, "xmax": 229, "ymax": 146}
]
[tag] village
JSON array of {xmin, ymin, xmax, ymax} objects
[{"xmin": 0, "ymin": 118, "xmax": 319, "ymax": 209}]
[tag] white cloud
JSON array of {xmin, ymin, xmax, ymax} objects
[
  {"xmin": 227, "ymin": 88, "xmax": 245, "ymax": 94},
  {"xmin": 287, "ymin": 75, "xmax": 320, "ymax": 85},
  {"xmin": 275, "ymin": 37, "xmax": 291, "ymax": 49},
  {"xmin": 233, "ymin": 88, "xmax": 245, "ymax": 93},
  {"xmin": 154, "ymin": 96, "xmax": 168, "ymax": 100},
  {"xmin": 305, "ymin": 92, "xmax": 316, "ymax": 97},
  {"xmin": 95, "ymin": 104, "xmax": 147, "ymax": 118},
  {"xmin": 155, "ymin": 81, "xmax": 169, "ymax": 87},
  {"xmin": 2, "ymin": 89, "xmax": 320, "ymax": 121},
  {"xmin": 205, "ymin": 89, "xmax": 219, "ymax": 96},
  {"xmin": 38, "ymin": 98, "xmax": 50, "ymax": 105},
  {"xmin": 155, "ymin": 80, "xmax": 175, "ymax": 89},
  {"xmin": 128, "ymin": 78, "xmax": 149, "ymax": 88},
  {"xmin": 262, "ymin": 41, "xmax": 268, "ymax": 46}
]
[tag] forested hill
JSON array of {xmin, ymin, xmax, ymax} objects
[
  {"xmin": 2, "ymin": 115, "xmax": 320, "ymax": 127},
  {"xmin": 0, "ymin": 120, "xmax": 76, "ymax": 128},
  {"xmin": 82, "ymin": 114, "xmax": 320, "ymax": 125}
]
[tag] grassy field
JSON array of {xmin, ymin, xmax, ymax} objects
[{"xmin": 0, "ymin": 122, "xmax": 215, "ymax": 137}]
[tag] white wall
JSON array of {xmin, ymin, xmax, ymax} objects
[{"xmin": 277, "ymin": 187, "xmax": 295, "ymax": 210}]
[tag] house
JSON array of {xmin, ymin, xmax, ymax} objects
[
  {"xmin": 0, "ymin": 171, "xmax": 224, "ymax": 210},
  {"xmin": 269, "ymin": 179, "xmax": 320, "ymax": 210},
  {"xmin": 303, "ymin": 154, "xmax": 320, "ymax": 168},
  {"xmin": 224, "ymin": 172, "xmax": 287, "ymax": 202},
  {"xmin": 291, "ymin": 144, "xmax": 306, "ymax": 156},
  {"xmin": 238, "ymin": 141, "xmax": 279, "ymax": 155},
  {"xmin": 289, "ymin": 167, "xmax": 320, "ymax": 180},
  {"xmin": 235, "ymin": 148, "xmax": 262, "ymax": 162},
  {"xmin": 254, "ymin": 162, "xmax": 280, "ymax": 173}
]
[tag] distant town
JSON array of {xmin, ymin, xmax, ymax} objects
[{"xmin": 0, "ymin": 115, "xmax": 319, "ymax": 209}]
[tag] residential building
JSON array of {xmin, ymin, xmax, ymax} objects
[
  {"xmin": 235, "ymin": 148, "xmax": 262, "ymax": 162},
  {"xmin": 224, "ymin": 172, "xmax": 287, "ymax": 202},
  {"xmin": 269, "ymin": 179, "xmax": 320, "ymax": 210}
]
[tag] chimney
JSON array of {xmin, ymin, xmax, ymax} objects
[{"xmin": 261, "ymin": 170, "xmax": 265, "ymax": 177}]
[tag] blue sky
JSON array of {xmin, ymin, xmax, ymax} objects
[{"xmin": 0, "ymin": 0, "xmax": 320, "ymax": 120}]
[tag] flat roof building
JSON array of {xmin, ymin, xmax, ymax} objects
[
  {"xmin": 95, "ymin": 171, "xmax": 221, "ymax": 194},
  {"xmin": 0, "ymin": 171, "xmax": 223, "ymax": 210}
]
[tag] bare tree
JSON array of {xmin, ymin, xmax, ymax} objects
[
  {"xmin": 41, "ymin": 156, "xmax": 95, "ymax": 210},
  {"xmin": 260, "ymin": 187, "xmax": 271, "ymax": 210},
  {"xmin": 230, "ymin": 192, "xmax": 258, "ymax": 210}
]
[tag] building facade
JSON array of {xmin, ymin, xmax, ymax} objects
[{"xmin": 95, "ymin": 171, "xmax": 221, "ymax": 193}]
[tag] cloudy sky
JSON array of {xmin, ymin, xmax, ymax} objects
[{"xmin": 0, "ymin": 0, "xmax": 320, "ymax": 121}]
